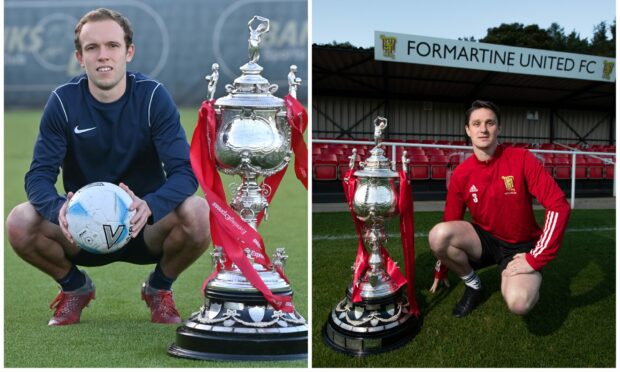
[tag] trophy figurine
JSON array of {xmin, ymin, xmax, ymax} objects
[
  {"xmin": 323, "ymin": 117, "xmax": 422, "ymax": 356},
  {"xmin": 204, "ymin": 62, "xmax": 219, "ymax": 100},
  {"xmin": 288, "ymin": 65, "xmax": 301, "ymax": 99},
  {"xmin": 168, "ymin": 15, "xmax": 308, "ymax": 361}
]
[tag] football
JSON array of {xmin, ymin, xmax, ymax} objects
[{"xmin": 66, "ymin": 182, "xmax": 135, "ymax": 254}]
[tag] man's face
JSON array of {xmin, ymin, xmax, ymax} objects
[
  {"xmin": 466, "ymin": 107, "xmax": 500, "ymax": 150},
  {"xmin": 75, "ymin": 19, "xmax": 134, "ymax": 93}
]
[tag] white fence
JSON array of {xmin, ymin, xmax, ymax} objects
[{"xmin": 313, "ymin": 139, "xmax": 616, "ymax": 209}]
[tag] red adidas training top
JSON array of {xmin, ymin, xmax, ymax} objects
[{"xmin": 439, "ymin": 144, "xmax": 570, "ymax": 271}]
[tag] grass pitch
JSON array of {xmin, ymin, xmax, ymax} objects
[
  {"xmin": 4, "ymin": 108, "xmax": 308, "ymax": 368},
  {"xmin": 312, "ymin": 209, "xmax": 615, "ymax": 368}
]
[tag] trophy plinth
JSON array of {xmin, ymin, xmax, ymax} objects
[
  {"xmin": 168, "ymin": 15, "xmax": 307, "ymax": 362},
  {"xmin": 322, "ymin": 117, "xmax": 422, "ymax": 356}
]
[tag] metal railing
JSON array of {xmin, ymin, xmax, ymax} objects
[{"xmin": 313, "ymin": 139, "xmax": 616, "ymax": 209}]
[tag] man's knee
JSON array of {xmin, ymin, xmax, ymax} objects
[
  {"xmin": 6, "ymin": 203, "xmax": 41, "ymax": 252},
  {"xmin": 176, "ymin": 196, "xmax": 210, "ymax": 245},
  {"xmin": 428, "ymin": 222, "xmax": 453, "ymax": 255},
  {"xmin": 503, "ymin": 286, "xmax": 539, "ymax": 315}
]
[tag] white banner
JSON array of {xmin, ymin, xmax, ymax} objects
[{"xmin": 375, "ymin": 31, "xmax": 615, "ymax": 82}]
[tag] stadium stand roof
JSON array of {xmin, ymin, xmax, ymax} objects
[{"xmin": 313, "ymin": 45, "xmax": 615, "ymax": 112}]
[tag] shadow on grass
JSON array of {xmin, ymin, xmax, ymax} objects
[
  {"xmin": 523, "ymin": 232, "xmax": 615, "ymax": 336},
  {"xmin": 417, "ymin": 232, "xmax": 615, "ymax": 337}
]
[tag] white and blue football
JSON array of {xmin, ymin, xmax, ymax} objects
[{"xmin": 66, "ymin": 182, "xmax": 135, "ymax": 254}]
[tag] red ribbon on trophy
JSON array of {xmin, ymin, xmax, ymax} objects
[
  {"xmin": 398, "ymin": 169, "xmax": 420, "ymax": 316},
  {"xmin": 343, "ymin": 167, "xmax": 369, "ymax": 303},
  {"xmin": 255, "ymin": 94, "xmax": 308, "ymax": 225},
  {"xmin": 343, "ymin": 167, "xmax": 419, "ymax": 315},
  {"xmin": 189, "ymin": 97, "xmax": 308, "ymax": 313}
]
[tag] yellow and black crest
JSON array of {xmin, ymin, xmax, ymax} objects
[
  {"xmin": 602, "ymin": 60, "xmax": 615, "ymax": 80},
  {"xmin": 501, "ymin": 175, "xmax": 516, "ymax": 193},
  {"xmin": 380, "ymin": 34, "xmax": 397, "ymax": 59}
]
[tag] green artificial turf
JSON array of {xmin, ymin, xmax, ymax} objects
[{"xmin": 312, "ymin": 209, "xmax": 615, "ymax": 367}]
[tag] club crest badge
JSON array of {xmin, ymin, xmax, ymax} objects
[
  {"xmin": 602, "ymin": 60, "xmax": 615, "ymax": 80},
  {"xmin": 380, "ymin": 34, "xmax": 397, "ymax": 59},
  {"xmin": 501, "ymin": 175, "xmax": 516, "ymax": 194}
]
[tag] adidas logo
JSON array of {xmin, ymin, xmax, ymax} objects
[{"xmin": 469, "ymin": 185, "xmax": 479, "ymax": 193}]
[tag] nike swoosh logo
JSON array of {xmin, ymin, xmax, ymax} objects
[{"xmin": 74, "ymin": 125, "xmax": 97, "ymax": 134}]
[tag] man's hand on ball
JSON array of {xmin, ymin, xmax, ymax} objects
[
  {"xmin": 120, "ymin": 183, "xmax": 152, "ymax": 237},
  {"xmin": 59, "ymin": 192, "xmax": 75, "ymax": 243}
]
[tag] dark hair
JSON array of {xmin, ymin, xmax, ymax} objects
[
  {"xmin": 74, "ymin": 8, "xmax": 133, "ymax": 53},
  {"xmin": 465, "ymin": 100, "xmax": 500, "ymax": 126}
]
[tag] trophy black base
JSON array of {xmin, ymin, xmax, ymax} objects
[
  {"xmin": 168, "ymin": 289, "xmax": 308, "ymax": 361},
  {"xmin": 322, "ymin": 290, "xmax": 422, "ymax": 357},
  {"xmin": 168, "ymin": 324, "xmax": 307, "ymax": 361}
]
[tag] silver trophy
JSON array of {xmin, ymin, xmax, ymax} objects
[
  {"xmin": 323, "ymin": 117, "xmax": 421, "ymax": 356},
  {"xmin": 169, "ymin": 15, "xmax": 307, "ymax": 361}
]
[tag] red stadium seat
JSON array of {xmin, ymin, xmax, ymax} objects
[
  {"xmin": 429, "ymin": 155, "xmax": 449, "ymax": 180},
  {"xmin": 405, "ymin": 147, "xmax": 425, "ymax": 155},
  {"xmin": 322, "ymin": 146, "xmax": 344, "ymax": 156},
  {"xmin": 425, "ymin": 148, "xmax": 445, "ymax": 156},
  {"xmin": 397, "ymin": 147, "xmax": 423, "ymax": 163},
  {"xmin": 313, "ymin": 153, "xmax": 338, "ymax": 181},
  {"xmin": 553, "ymin": 157, "xmax": 571, "ymax": 179},
  {"xmin": 541, "ymin": 154, "xmax": 555, "ymax": 176},
  {"xmin": 603, "ymin": 158, "xmax": 615, "ymax": 179},
  {"xmin": 408, "ymin": 155, "xmax": 429, "ymax": 180},
  {"xmin": 410, "ymin": 154, "xmax": 429, "ymax": 162},
  {"xmin": 586, "ymin": 157, "xmax": 604, "ymax": 179},
  {"xmin": 575, "ymin": 156, "xmax": 588, "ymax": 179}
]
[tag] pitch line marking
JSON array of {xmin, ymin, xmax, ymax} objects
[{"xmin": 312, "ymin": 226, "xmax": 615, "ymax": 241}]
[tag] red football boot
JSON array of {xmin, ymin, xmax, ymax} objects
[
  {"xmin": 141, "ymin": 281, "xmax": 182, "ymax": 324},
  {"xmin": 48, "ymin": 273, "xmax": 95, "ymax": 326}
]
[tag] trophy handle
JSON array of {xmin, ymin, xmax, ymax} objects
[{"xmin": 225, "ymin": 84, "xmax": 236, "ymax": 94}]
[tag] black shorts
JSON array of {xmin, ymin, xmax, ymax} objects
[
  {"xmin": 469, "ymin": 223, "xmax": 536, "ymax": 272},
  {"xmin": 69, "ymin": 229, "xmax": 161, "ymax": 267}
]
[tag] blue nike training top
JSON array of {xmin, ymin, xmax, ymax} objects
[{"xmin": 25, "ymin": 72, "xmax": 198, "ymax": 225}]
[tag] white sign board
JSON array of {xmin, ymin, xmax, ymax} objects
[{"xmin": 375, "ymin": 31, "xmax": 615, "ymax": 82}]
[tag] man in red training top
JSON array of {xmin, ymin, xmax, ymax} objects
[{"xmin": 428, "ymin": 100, "xmax": 570, "ymax": 317}]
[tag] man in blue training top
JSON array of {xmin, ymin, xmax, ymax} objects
[{"xmin": 6, "ymin": 8, "xmax": 211, "ymax": 326}]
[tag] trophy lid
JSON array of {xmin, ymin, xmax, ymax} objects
[
  {"xmin": 354, "ymin": 117, "xmax": 398, "ymax": 178},
  {"xmin": 214, "ymin": 16, "xmax": 285, "ymax": 109}
]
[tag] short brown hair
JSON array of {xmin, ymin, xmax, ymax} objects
[
  {"xmin": 74, "ymin": 8, "xmax": 133, "ymax": 53},
  {"xmin": 465, "ymin": 100, "xmax": 501, "ymax": 126}
]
